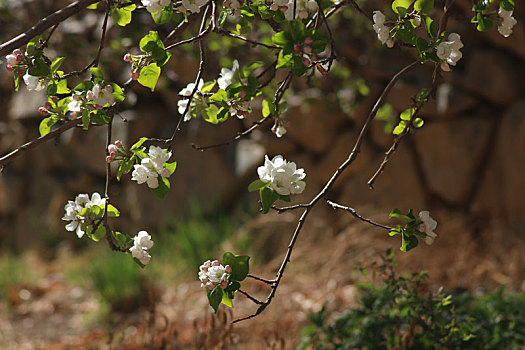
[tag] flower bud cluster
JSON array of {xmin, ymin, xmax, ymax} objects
[
  {"xmin": 106, "ymin": 140, "xmax": 127, "ymax": 163},
  {"xmin": 258, "ymin": 155, "xmax": 306, "ymax": 195},
  {"xmin": 372, "ymin": 11, "xmax": 394, "ymax": 48},
  {"xmin": 129, "ymin": 231, "xmax": 154, "ymax": 265},
  {"xmin": 199, "ymin": 260, "xmax": 232, "ymax": 290},
  {"xmin": 498, "ymin": 7, "xmax": 517, "ymax": 38},
  {"xmin": 278, "ymin": 0, "xmax": 317, "ymax": 20},
  {"xmin": 436, "ymin": 33, "xmax": 463, "ymax": 71},
  {"xmin": 294, "ymin": 37, "xmax": 319, "ymax": 67},
  {"xmin": 5, "ymin": 48, "xmax": 24, "ymax": 72},
  {"xmin": 5, "ymin": 49, "xmax": 48, "ymax": 91},
  {"xmin": 131, "ymin": 145, "xmax": 173, "ymax": 188},
  {"xmin": 123, "ymin": 53, "xmax": 143, "ymax": 81}
]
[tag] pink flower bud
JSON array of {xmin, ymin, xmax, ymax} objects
[
  {"xmin": 303, "ymin": 45, "xmax": 312, "ymax": 54},
  {"xmin": 70, "ymin": 111, "xmax": 78, "ymax": 118},
  {"xmin": 38, "ymin": 107, "xmax": 48, "ymax": 115},
  {"xmin": 293, "ymin": 44, "xmax": 301, "ymax": 53},
  {"xmin": 44, "ymin": 102, "xmax": 52, "ymax": 109},
  {"xmin": 220, "ymin": 281, "xmax": 228, "ymax": 289},
  {"xmin": 160, "ymin": 168, "xmax": 171, "ymax": 178},
  {"xmin": 108, "ymin": 144, "xmax": 118, "ymax": 153},
  {"xmin": 206, "ymin": 282, "xmax": 214, "ymax": 290},
  {"xmin": 94, "ymin": 104, "xmax": 103, "ymax": 110},
  {"xmin": 238, "ymin": 90, "xmax": 246, "ymax": 98},
  {"xmin": 211, "ymin": 260, "xmax": 220, "ymax": 267},
  {"xmin": 51, "ymin": 96, "xmax": 59, "ymax": 102},
  {"xmin": 270, "ymin": 3, "xmax": 278, "ymax": 11},
  {"xmin": 114, "ymin": 140, "xmax": 122, "ymax": 148},
  {"xmin": 234, "ymin": 9, "xmax": 241, "ymax": 16},
  {"xmin": 302, "ymin": 57, "xmax": 311, "ymax": 66},
  {"xmin": 311, "ymin": 54, "xmax": 318, "ymax": 61},
  {"xmin": 304, "ymin": 37, "xmax": 313, "ymax": 45},
  {"xmin": 131, "ymin": 70, "xmax": 139, "ymax": 80},
  {"xmin": 86, "ymin": 91, "xmax": 94, "ymax": 100},
  {"xmin": 13, "ymin": 49, "xmax": 22, "ymax": 55},
  {"xmin": 280, "ymin": 5, "xmax": 288, "ymax": 11},
  {"xmin": 106, "ymin": 156, "xmax": 113, "ymax": 163},
  {"xmin": 109, "ymin": 151, "xmax": 117, "ymax": 158},
  {"xmin": 225, "ymin": 265, "xmax": 232, "ymax": 273},
  {"xmin": 123, "ymin": 53, "xmax": 132, "ymax": 62},
  {"xmin": 6, "ymin": 64, "xmax": 13, "ymax": 71},
  {"xmin": 105, "ymin": 85, "xmax": 113, "ymax": 93},
  {"xmin": 15, "ymin": 54, "xmax": 24, "ymax": 63},
  {"xmin": 419, "ymin": 224, "xmax": 426, "ymax": 232},
  {"xmin": 16, "ymin": 70, "xmax": 24, "ymax": 77}
]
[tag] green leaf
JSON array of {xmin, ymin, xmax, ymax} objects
[
  {"xmin": 413, "ymin": 117, "xmax": 424, "ymax": 128},
  {"xmin": 50, "ymin": 57, "xmax": 66, "ymax": 73},
  {"xmin": 210, "ymin": 90, "xmax": 227, "ymax": 103},
  {"xmin": 222, "ymin": 252, "xmax": 250, "ymax": 282},
  {"xmin": 202, "ymin": 104, "xmax": 221, "ymax": 124},
  {"xmin": 164, "ymin": 161, "xmax": 177, "ymax": 175},
  {"xmin": 424, "ymin": 16, "xmax": 436, "ymax": 38},
  {"xmin": 276, "ymin": 51, "xmax": 293, "ymax": 69},
  {"xmin": 400, "ymin": 232, "xmax": 419, "ymax": 252},
  {"xmin": 139, "ymin": 31, "xmax": 171, "ymax": 66},
  {"xmin": 272, "ymin": 31, "xmax": 292, "ymax": 47},
  {"xmin": 396, "ymin": 22, "xmax": 417, "ymax": 45},
  {"xmin": 475, "ymin": 13, "xmax": 493, "ymax": 31},
  {"xmin": 55, "ymin": 79, "xmax": 70, "ymax": 94},
  {"xmin": 112, "ymin": 4, "xmax": 136, "ymax": 27},
  {"xmin": 28, "ymin": 58, "xmax": 50, "ymax": 77},
  {"xmin": 393, "ymin": 120, "xmax": 407, "ymax": 135},
  {"xmin": 224, "ymin": 281, "xmax": 241, "ymax": 300},
  {"xmin": 392, "ymin": 0, "xmax": 415, "ymax": 15},
  {"xmin": 131, "ymin": 137, "xmax": 148, "ymax": 150},
  {"xmin": 248, "ymin": 179, "xmax": 268, "ymax": 192},
  {"xmin": 279, "ymin": 194, "xmax": 291, "ymax": 202},
  {"xmin": 138, "ymin": 63, "xmax": 161, "ymax": 91},
  {"xmin": 117, "ymin": 158, "xmax": 134, "ymax": 180},
  {"xmin": 39, "ymin": 117, "xmax": 56, "ymax": 136},
  {"xmin": 106, "ymin": 204, "xmax": 120, "ymax": 217},
  {"xmin": 400, "ymin": 108, "xmax": 414, "ymax": 121},
  {"xmin": 221, "ymin": 290, "xmax": 233, "ymax": 307},
  {"xmin": 207, "ymin": 286, "xmax": 223, "ymax": 314},
  {"xmin": 260, "ymin": 187, "xmax": 280, "ymax": 214},
  {"xmin": 499, "ymin": 0, "xmax": 514, "ymax": 11},
  {"xmin": 414, "ymin": 0, "xmax": 434, "ymax": 14},
  {"xmin": 81, "ymin": 109, "xmax": 90, "ymax": 130},
  {"xmin": 151, "ymin": 176, "xmax": 170, "ymax": 199},
  {"xmin": 87, "ymin": 2, "xmax": 98, "ymax": 9},
  {"xmin": 389, "ymin": 228, "xmax": 402, "ymax": 236},
  {"xmin": 201, "ymin": 80, "xmax": 216, "ymax": 93},
  {"xmin": 113, "ymin": 231, "xmax": 130, "ymax": 249},
  {"xmin": 291, "ymin": 56, "xmax": 309, "ymax": 77},
  {"xmin": 262, "ymin": 99, "xmax": 273, "ymax": 118},
  {"xmin": 86, "ymin": 224, "xmax": 106, "ymax": 242},
  {"xmin": 25, "ymin": 36, "xmax": 40, "ymax": 56},
  {"xmin": 89, "ymin": 67, "xmax": 104, "ymax": 82},
  {"xmin": 389, "ymin": 208, "xmax": 412, "ymax": 224},
  {"xmin": 242, "ymin": 61, "xmax": 264, "ymax": 77},
  {"xmin": 290, "ymin": 20, "xmax": 307, "ymax": 42}
]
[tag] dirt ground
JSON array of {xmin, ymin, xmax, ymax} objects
[{"xmin": 1, "ymin": 207, "xmax": 524, "ymax": 349}]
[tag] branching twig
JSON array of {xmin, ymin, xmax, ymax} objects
[
  {"xmin": 325, "ymin": 199, "xmax": 393, "ymax": 230},
  {"xmin": 238, "ymin": 289, "xmax": 264, "ymax": 305},
  {"xmin": 247, "ymin": 274, "xmax": 275, "ymax": 284}
]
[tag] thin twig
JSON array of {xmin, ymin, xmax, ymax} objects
[
  {"xmin": 238, "ymin": 289, "xmax": 264, "ymax": 305},
  {"xmin": 213, "ymin": 28, "xmax": 281, "ymax": 50},
  {"xmin": 271, "ymin": 203, "xmax": 309, "ymax": 213},
  {"xmin": 247, "ymin": 274, "xmax": 275, "ymax": 284},
  {"xmin": 325, "ymin": 199, "xmax": 393, "ymax": 230}
]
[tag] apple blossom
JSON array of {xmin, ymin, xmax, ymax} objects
[
  {"xmin": 142, "ymin": 0, "xmax": 171, "ymax": 18},
  {"xmin": 181, "ymin": 0, "xmax": 207, "ymax": 13},
  {"xmin": 436, "ymin": 33, "xmax": 463, "ymax": 70},
  {"xmin": 217, "ymin": 60, "xmax": 239, "ymax": 90},
  {"xmin": 178, "ymin": 79, "xmax": 204, "ymax": 121},
  {"xmin": 23, "ymin": 73, "xmax": 46, "ymax": 91},
  {"xmin": 372, "ymin": 11, "xmax": 392, "ymax": 47},
  {"xmin": 258, "ymin": 155, "xmax": 306, "ymax": 195},
  {"xmin": 88, "ymin": 84, "xmax": 115, "ymax": 107},
  {"xmin": 198, "ymin": 259, "xmax": 231, "ymax": 288},
  {"xmin": 498, "ymin": 8, "xmax": 517, "ymax": 38},
  {"xmin": 62, "ymin": 192, "xmax": 106, "ymax": 238},
  {"xmin": 419, "ymin": 211, "xmax": 438, "ymax": 245},
  {"xmin": 131, "ymin": 158, "xmax": 160, "ymax": 189},
  {"xmin": 129, "ymin": 231, "xmax": 154, "ymax": 265}
]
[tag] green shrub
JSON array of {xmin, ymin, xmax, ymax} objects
[{"xmin": 299, "ymin": 250, "xmax": 525, "ymax": 349}]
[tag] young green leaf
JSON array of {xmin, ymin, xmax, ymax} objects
[
  {"xmin": 138, "ymin": 63, "xmax": 161, "ymax": 91},
  {"xmin": 414, "ymin": 0, "xmax": 434, "ymax": 14},
  {"xmin": 260, "ymin": 187, "xmax": 280, "ymax": 214},
  {"xmin": 222, "ymin": 252, "xmax": 250, "ymax": 282},
  {"xmin": 248, "ymin": 179, "xmax": 268, "ymax": 192},
  {"xmin": 207, "ymin": 286, "xmax": 223, "ymax": 314}
]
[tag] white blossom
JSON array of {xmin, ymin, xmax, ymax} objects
[
  {"xmin": 258, "ymin": 155, "xmax": 306, "ymax": 195},
  {"xmin": 217, "ymin": 60, "xmax": 239, "ymax": 90},
  {"xmin": 88, "ymin": 84, "xmax": 115, "ymax": 107},
  {"xmin": 62, "ymin": 192, "xmax": 106, "ymax": 238},
  {"xmin": 67, "ymin": 96, "xmax": 82, "ymax": 112},
  {"xmin": 498, "ymin": 8, "xmax": 517, "ymax": 38},
  {"xmin": 129, "ymin": 231, "xmax": 154, "ymax": 265},
  {"xmin": 178, "ymin": 79, "xmax": 204, "ymax": 121},
  {"xmin": 131, "ymin": 158, "xmax": 160, "ymax": 189},
  {"xmin": 198, "ymin": 260, "xmax": 231, "ymax": 289},
  {"xmin": 436, "ymin": 33, "xmax": 463, "ymax": 70},
  {"xmin": 142, "ymin": 0, "xmax": 171, "ymax": 18},
  {"xmin": 23, "ymin": 73, "xmax": 46, "ymax": 91},
  {"xmin": 419, "ymin": 211, "xmax": 438, "ymax": 245},
  {"xmin": 372, "ymin": 10, "xmax": 393, "ymax": 47},
  {"xmin": 181, "ymin": 0, "xmax": 207, "ymax": 13},
  {"xmin": 283, "ymin": 0, "xmax": 317, "ymax": 20},
  {"xmin": 148, "ymin": 145, "xmax": 171, "ymax": 169},
  {"xmin": 5, "ymin": 53, "xmax": 18, "ymax": 65}
]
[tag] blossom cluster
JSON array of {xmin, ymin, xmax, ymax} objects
[
  {"xmin": 294, "ymin": 36, "xmax": 319, "ymax": 67},
  {"xmin": 418, "ymin": 211, "xmax": 438, "ymax": 245},
  {"xmin": 131, "ymin": 145, "xmax": 172, "ymax": 188},
  {"xmin": 142, "ymin": 0, "xmax": 171, "ymax": 18},
  {"xmin": 179, "ymin": 0, "xmax": 207, "ymax": 13},
  {"xmin": 436, "ymin": 33, "xmax": 463, "ymax": 71},
  {"xmin": 129, "ymin": 231, "xmax": 154, "ymax": 265},
  {"xmin": 258, "ymin": 155, "xmax": 306, "ymax": 195},
  {"xmin": 498, "ymin": 7, "xmax": 517, "ymax": 38},
  {"xmin": 62, "ymin": 193, "xmax": 106, "ymax": 238},
  {"xmin": 199, "ymin": 260, "xmax": 232, "ymax": 289},
  {"xmin": 372, "ymin": 11, "xmax": 394, "ymax": 48},
  {"xmin": 106, "ymin": 140, "xmax": 128, "ymax": 163},
  {"xmin": 4, "ymin": 49, "xmax": 47, "ymax": 91},
  {"xmin": 87, "ymin": 84, "xmax": 115, "ymax": 109},
  {"xmin": 178, "ymin": 79, "xmax": 204, "ymax": 122}
]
